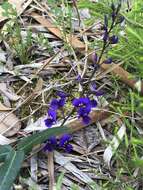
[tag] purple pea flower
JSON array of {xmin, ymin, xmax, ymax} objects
[
  {"xmin": 43, "ymin": 134, "xmax": 73, "ymax": 153},
  {"xmin": 76, "ymin": 74, "xmax": 82, "ymax": 82},
  {"xmin": 52, "ymin": 91, "xmax": 67, "ymax": 109},
  {"xmin": 104, "ymin": 57, "xmax": 113, "ymax": 64},
  {"xmin": 43, "ymin": 136, "xmax": 57, "ymax": 152},
  {"xmin": 109, "ymin": 35, "xmax": 119, "ymax": 44},
  {"xmin": 50, "ymin": 99, "xmax": 59, "ymax": 110},
  {"xmin": 44, "ymin": 109, "xmax": 57, "ymax": 128},
  {"xmin": 57, "ymin": 91, "xmax": 68, "ymax": 99},
  {"xmin": 59, "ymin": 134, "xmax": 73, "ymax": 153},
  {"xmin": 59, "ymin": 134, "xmax": 72, "ymax": 147},
  {"xmin": 44, "ymin": 118, "xmax": 55, "ymax": 128},
  {"xmin": 90, "ymin": 83, "xmax": 104, "ymax": 96},
  {"xmin": 72, "ymin": 97, "xmax": 97, "ymax": 124},
  {"xmin": 48, "ymin": 109, "xmax": 57, "ymax": 121},
  {"xmin": 64, "ymin": 144, "xmax": 73, "ymax": 153},
  {"xmin": 45, "ymin": 91, "xmax": 68, "ymax": 128},
  {"xmin": 103, "ymin": 31, "xmax": 108, "ymax": 42}
]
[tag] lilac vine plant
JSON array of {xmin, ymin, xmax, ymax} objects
[{"xmin": 43, "ymin": 1, "xmax": 124, "ymax": 153}]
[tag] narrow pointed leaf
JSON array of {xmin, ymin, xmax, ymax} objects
[{"xmin": 0, "ymin": 149, "xmax": 24, "ymax": 190}]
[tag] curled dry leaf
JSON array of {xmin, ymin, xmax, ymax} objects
[{"xmin": 0, "ymin": 110, "xmax": 21, "ymax": 137}]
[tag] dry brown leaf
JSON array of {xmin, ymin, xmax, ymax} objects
[
  {"xmin": 0, "ymin": 111, "xmax": 21, "ymax": 137},
  {"xmin": 31, "ymin": 12, "xmax": 85, "ymax": 50}
]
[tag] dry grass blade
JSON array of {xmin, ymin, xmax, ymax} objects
[{"xmin": 54, "ymin": 151, "xmax": 93, "ymax": 184}]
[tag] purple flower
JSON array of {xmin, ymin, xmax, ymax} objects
[
  {"xmin": 44, "ymin": 118, "xmax": 54, "ymax": 128},
  {"xmin": 59, "ymin": 134, "xmax": 73, "ymax": 153},
  {"xmin": 90, "ymin": 100, "xmax": 98, "ymax": 107},
  {"xmin": 50, "ymin": 99, "xmax": 59, "ymax": 110},
  {"xmin": 111, "ymin": 12, "xmax": 116, "ymax": 21},
  {"xmin": 59, "ymin": 134, "xmax": 72, "ymax": 147},
  {"xmin": 50, "ymin": 92, "xmax": 67, "ymax": 110},
  {"xmin": 72, "ymin": 97, "xmax": 97, "ymax": 124},
  {"xmin": 48, "ymin": 109, "xmax": 57, "ymax": 121},
  {"xmin": 78, "ymin": 105, "xmax": 91, "ymax": 116},
  {"xmin": 44, "ymin": 91, "xmax": 68, "ymax": 128},
  {"xmin": 45, "ymin": 109, "xmax": 57, "ymax": 128},
  {"xmin": 90, "ymin": 83, "xmax": 104, "ymax": 96},
  {"xmin": 64, "ymin": 144, "xmax": 73, "ymax": 153},
  {"xmin": 43, "ymin": 134, "xmax": 73, "ymax": 153},
  {"xmin": 104, "ymin": 57, "xmax": 112, "ymax": 64},
  {"xmin": 82, "ymin": 115, "xmax": 91, "ymax": 125},
  {"xmin": 58, "ymin": 98, "xmax": 66, "ymax": 107},
  {"xmin": 109, "ymin": 35, "xmax": 119, "ymax": 44},
  {"xmin": 57, "ymin": 91, "xmax": 68, "ymax": 99},
  {"xmin": 72, "ymin": 97, "xmax": 90, "ymax": 107},
  {"xmin": 43, "ymin": 136, "xmax": 57, "ymax": 152},
  {"xmin": 103, "ymin": 31, "xmax": 108, "ymax": 42},
  {"xmin": 76, "ymin": 74, "xmax": 82, "ymax": 82}
]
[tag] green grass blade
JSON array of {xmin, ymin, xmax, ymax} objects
[{"xmin": 56, "ymin": 172, "xmax": 64, "ymax": 190}]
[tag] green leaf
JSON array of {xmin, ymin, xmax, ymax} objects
[
  {"xmin": 17, "ymin": 127, "xmax": 69, "ymax": 154},
  {"xmin": 0, "ymin": 145, "xmax": 12, "ymax": 162},
  {"xmin": 0, "ymin": 149, "xmax": 24, "ymax": 190}
]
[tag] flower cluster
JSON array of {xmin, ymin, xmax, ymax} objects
[
  {"xmin": 102, "ymin": 2, "xmax": 125, "ymax": 64},
  {"xmin": 72, "ymin": 97, "xmax": 97, "ymax": 124},
  {"xmin": 43, "ymin": 134, "xmax": 73, "ymax": 153},
  {"xmin": 90, "ymin": 83, "xmax": 104, "ymax": 96},
  {"xmin": 44, "ymin": 91, "xmax": 67, "ymax": 128},
  {"xmin": 44, "ymin": 91, "xmax": 73, "ymax": 153}
]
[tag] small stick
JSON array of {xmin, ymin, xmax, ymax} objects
[{"xmin": 47, "ymin": 152, "xmax": 56, "ymax": 190}]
